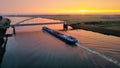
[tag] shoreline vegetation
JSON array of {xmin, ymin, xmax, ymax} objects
[
  {"xmin": 4, "ymin": 14, "xmax": 120, "ymax": 37},
  {"xmin": 70, "ymin": 24, "xmax": 120, "ymax": 37}
]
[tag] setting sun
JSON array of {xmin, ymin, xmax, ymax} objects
[{"xmin": 75, "ymin": 10, "xmax": 90, "ymax": 14}]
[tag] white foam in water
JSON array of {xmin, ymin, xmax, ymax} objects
[{"xmin": 75, "ymin": 43, "xmax": 120, "ymax": 67}]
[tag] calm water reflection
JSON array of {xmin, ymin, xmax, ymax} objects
[{"xmin": 1, "ymin": 17, "xmax": 120, "ymax": 68}]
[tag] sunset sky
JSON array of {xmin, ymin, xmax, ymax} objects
[{"xmin": 0, "ymin": 0, "xmax": 120, "ymax": 14}]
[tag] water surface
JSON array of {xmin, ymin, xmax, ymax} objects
[{"xmin": 1, "ymin": 17, "xmax": 120, "ymax": 68}]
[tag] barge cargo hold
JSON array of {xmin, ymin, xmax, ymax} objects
[{"xmin": 42, "ymin": 27, "xmax": 78, "ymax": 44}]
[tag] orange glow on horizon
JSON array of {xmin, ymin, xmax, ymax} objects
[
  {"xmin": 57, "ymin": 10, "xmax": 120, "ymax": 14},
  {"xmin": 73, "ymin": 10, "xmax": 120, "ymax": 13},
  {"xmin": 34, "ymin": 9, "xmax": 120, "ymax": 14}
]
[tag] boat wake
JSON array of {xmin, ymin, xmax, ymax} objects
[{"xmin": 75, "ymin": 43, "xmax": 120, "ymax": 67}]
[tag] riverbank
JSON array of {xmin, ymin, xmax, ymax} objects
[{"xmin": 70, "ymin": 24, "xmax": 120, "ymax": 37}]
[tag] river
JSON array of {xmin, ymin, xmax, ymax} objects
[{"xmin": 1, "ymin": 17, "xmax": 120, "ymax": 68}]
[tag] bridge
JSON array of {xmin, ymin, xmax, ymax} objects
[
  {"xmin": 11, "ymin": 22, "xmax": 69, "ymax": 35},
  {"xmin": 0, "ymin": 17, "xmax": 72, "ymax": 35},
  {"xmin": 0, "ymin": 17, "xmax": 83, "ymax": 35}
]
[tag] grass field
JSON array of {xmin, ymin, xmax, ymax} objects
[
  {"xmin": 42, "ymin": 15, "xmax": 120, "ymax": 22},
  {"xmin": 97, "ymin": 22, "xmax": 120, "ymax": 30}
]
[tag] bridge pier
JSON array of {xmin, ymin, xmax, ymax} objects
[
  {"xmin": 11, "ymin": 26, "xmax": 16, "ymax": 35},
  {"xmin": 63, "ymin": 23, "xmax": 68, "ymax": 31}
]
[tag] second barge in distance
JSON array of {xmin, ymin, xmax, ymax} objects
[{"xmin": 42, "ymin": 27, "xmax": 78, "ymax": 44}]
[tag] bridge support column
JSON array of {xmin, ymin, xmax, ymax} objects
[
  {"xmin": 12, "ymin": 26, "xmax": 16, "ymax": 35},
  {"xmin": 63, "ymin": 24, "xmax": 68, "ymax": 31}
]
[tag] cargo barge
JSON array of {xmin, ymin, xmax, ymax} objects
[{"xmin": 42, "ymin": 27, "xmax": 78, "ymax": 44}]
